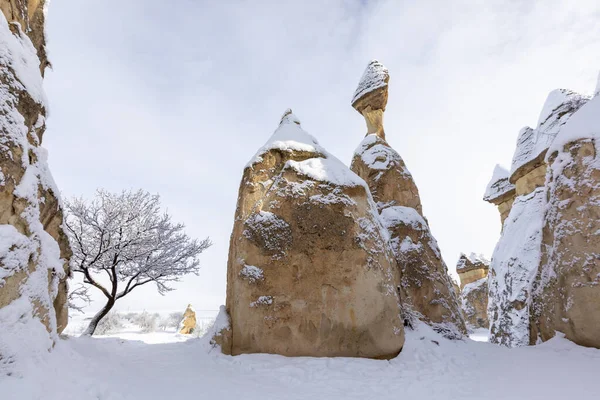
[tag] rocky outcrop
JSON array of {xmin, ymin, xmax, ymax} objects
[
  {"xmin": 530, "ymin": 91, "xmax": 600, "ymax": 349},
  {"xmin": 350, "ymin": 60, "xmax": 466, "ymax": 337},
  {"xmin": 486, "ymin": 79, "xmax": 599, "ymax": 348},
  {"xmin": 483, "ymin": 165, "xmax": 515, "ymax": 226},
  {"xmin": 456, "ymin": 254, "xmax": 489, "ymax": 329},
  {"xmin": 0, "ymin": 0, "xmax": 71, "ymax": 373},
  {"xmin": 178, "ymin": 304, "xmax": 196, "ymax": 334},
  {"xmin": 223, "ymin": 109, "xmax": 404, "ymax": 358}
]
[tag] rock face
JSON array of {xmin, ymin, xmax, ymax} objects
[
  {"xmin": 0, "ymin": 0, "xmax": 71, "ymax": 373},
  {"xmin": 178, "ymin": 304, "xmax": 196, "ymax": 334},
  {"xmin": 530, "ymin": 92, "xmax": 600, "ymax": 349},
  {"xmin": 350, "ymin": 60, "xmax": 466, "ymax": 337},
  {"xmin": 456, "ymin": 254, "xmax": 489, "ymax": 329},
  {"xmin": 486, "ymin": 79, "xmax": 600, "ymax": 348},
  {"xmin": 483, "ymin": 165, "xmax": 515, "ymax": 226},
  {"xmin": 223, "ymin": 109, "xmax": 404, "ymax": 358}
]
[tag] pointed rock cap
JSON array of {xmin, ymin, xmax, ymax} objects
[
  {"xmin": 351, "ymin": 60, "xmax": 389, "ymax": 113},
  {"xmin": 280, "ymin": 108, "xmax": 301, "ymax": 126},
  {"xmin": 483, "ymin": 164, "xmax": 515, "ymax": 204},
  {"xmin": 595, "ymin": 71, "xmax": 600, "ymax": 97}
]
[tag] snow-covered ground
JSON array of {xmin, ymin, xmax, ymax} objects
[{"xmin": 2, "ymin": 322, "xmax": 599, "ymax": 400}]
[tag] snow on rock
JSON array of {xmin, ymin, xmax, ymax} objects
[
  {"xmin": 351, "ymin": 60, "xmax": 389, "ymax": 106},
  {"xmin": 510, "ymin": 89, "xmax": 589, "ymax": 179},
  {"xmin": 547, "ymin": 94, "xmax": 600, "ymax": 161},
  {"xmin": 529, "ymin": 92, "xmax": 600, "ymax": 348},
  {"xmin": 595, "ymin": 71, "xmax": 600, "ymax": 97},
  {"xmin": 352, "ymin": 134, "xmax": 422, "ymax": 214},
  {"xmin": 483, "ymin": 165, "xmax": 514, "ymax": 202},
  {"xmin": 0, "ymin": 1, "xmax": 71, "ymax": 375},
  {"xmin": 239, "ymin": 264, "xmax": 264, "ymax": 283},
  {"xmin": 488, "ymin": 187, "xmax": 546, "ymax": 347}
]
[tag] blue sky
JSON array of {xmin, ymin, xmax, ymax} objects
[{"xmin": 43, "ymin": 0, "xmax": 600, "ymax": 312}]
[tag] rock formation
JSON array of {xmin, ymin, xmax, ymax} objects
[
  {"xmin": 485, "ymin": 80, "xmax": 600, "ymax": 348},
  {"xmin": 0, "ymin": 0, "xmax": 71, "ymax": 373},
  {"xmin": 456, "ymin": 254, "xmax": 489, "ymax": 329},
  {"xmin": 178, "ymin": 304, "xmax": 197, "ymax": 334},
  {"xmin": 530, "ymin": 88, "xmax": 600, "ymax": 348},
  {"xmin": 350, "ymin": 60, "xmax": 466, "ymax": 337},
  {"xmin": 222, "ymin": 109, "xmax": 404, "ymax": 358},
  {"xmin": 483, "ymin": 165, "xmax": 515, "ymax": 226}
]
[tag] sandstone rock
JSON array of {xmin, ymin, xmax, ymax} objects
[
  {"xmin": 486, "ymin": 83, "xmax": 594, "ymax": 347},
  {"xmin": 0, "ymin": 0, "xmax": 71, "ymax": 371},
  {"xmin": 351, "ymin": 60, "xmax": 389, "ymax": 139},
  {"xmin": 456, "ymin": 253, "xmax": 489, "ymax": 289},
  {"xmin": 456, "ymin": 254, "xmax": 489, "ymax": 329},
  {"xmin": 350, "ymin": 60, "xmax": 466, "ymax": 337},
  {"xmin": 483, "ymin": 165, "xmax": 515, "ymax": 227},
  {"xmin": 223, "ymin": 109, "xmax": 404, "ymax": 358},
  {"xmin": 178, "ymin": 304, "xmax": 196, "ymax": 334},
  {"xmin": 530, "ymin": 92, "xmax": 600, "ymax": 349}
]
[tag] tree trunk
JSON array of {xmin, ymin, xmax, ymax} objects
[{"xmin": 82, "ymin": 298, "xmax": 115, "ymax": 336}]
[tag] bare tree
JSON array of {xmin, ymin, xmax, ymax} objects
[
  {"xmin": 68, "ymin": 283, "xmax": 92, "ymax": 313},
  {"xmin": 64, "ymin": 189, "xmax": 211, "ymax": 336}
]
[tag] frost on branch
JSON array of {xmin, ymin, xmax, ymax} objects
[{"xmin": 64, "ymin": 189, "xmax": 211, "ymax": 335}]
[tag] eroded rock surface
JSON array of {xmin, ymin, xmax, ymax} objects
[
  {"xmin": 0, "ymin": 0, "xmax": 71, "ymax": 373},
  {"xmin": 456, "ymin": 254, "xmax": 489, "ymax": 329},
  {"xmin": 223, "ymin": 110, "xmax": 404, "ymax": 358},
  {"xmin": 350, "ymin": 60, "xmax": 466, "ymax": 337},
  {"xmin": 486, "ymin": 79, "xmax": 600, "ymax": 348},
  {"xmin": 530, "ymin": 93, "xmax": 600, "ymax": 348}
]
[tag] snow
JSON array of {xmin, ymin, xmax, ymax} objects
[
  {"xmin": 547, "ymin": 94, "xmax": 600, "ymax": 161},
  {"xmin": 351, "ymin": 60, "xmax": 388, "ymax": 105},
  {"xmin": 2, "ymin": 321, "xmax": 600, "ymax": 399},
  {"xmin": 247, "ymin": 109, "xmax": 324, "ymax": 167},
  {"xmin": 510, "ymin": 89, "xmax": 589, "ymax": 176},
  {"xmin": 483, "ymin": 164, "xmax": 514, "ymax": 202},
  {"xmin": 239, "ymin": 264, "xmax": 264, "ymax": 283},
  {"xmin": 286, "ymin": 157, "xmax": 366, "ymax": 188},
  {"xmin": 379, "ymin": 205, "xmax": 426, "ymax": 230},
  {"xmin": 0, "ymin": 12, "xmax": 47, "ymax": 106},
  {"xmin": 0, "ymin": 225, "xmax": 36, "ymax": 281},
  {"xmin": 465, "ymin": 253, "xmax": 489, "ymax": 265},
  {"xmin": 488, "ymin": 187, "xmax": 546, "ymax": 347},
  {"xmin": 247, "ymin": 109, "xmax": 368, "ymax": 190}
]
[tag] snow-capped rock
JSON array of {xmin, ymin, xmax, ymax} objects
[
  {"xmin": 223, "ymin": 109, "xmax": 404, "ymax": 358},
  {"xmin": 456, "ymin": 254, "xmax": 489, "ymax": 329},
  {"xmin": 530, "ymin": 94, "xmax": 600, "ymax": 349},
  {"xmin": 350, "ymin": 60, "xmax": 466, "ymax": 338},
  {"xmin": 351, "ymin": 60, "xmax": 390, "ymax": 138},
  {"xmin": 483, "ymin": 165, "xmax": 516, "ymax": 227}
]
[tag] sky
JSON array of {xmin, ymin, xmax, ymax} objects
[{"xmin": 42, "ymin": 0, "xmax": 600, "ymax": 314}]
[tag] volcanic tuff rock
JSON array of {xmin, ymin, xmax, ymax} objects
[
  {"xmin": 178, "ymin": 304, "xmax": 197, "ymax": 334},
  {"xmin": 530, "ymin": 90, "xmax": 600, "ymax": 349},
  {"xmin": 0, "ymin": 0, "xmax": 71, "ymax": 373},
  {"xmin": 483, "ymin": 165, "xmax": 515, "ymax": 227},
  {"xmin": 222, "ymin": 109, "xmax": 404, "ymax": 358},
  {"xmin": 486, "ymin": 77, "xmax": 600, "ymax": 348},
  {"xmin": 350, "ymin": 60, "xmax": 466, "ymax": 337},
  {"xmin": 456, "ymin": 254, "xmax": 489, "ymax": 329}
]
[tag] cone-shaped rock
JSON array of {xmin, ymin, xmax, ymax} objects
[
  {"xmin": 178, "ymin": 304, "xmax": 197, "ymax": 334},
  {"xmin": 223, "ymin": 109, "xmax": 404, "ymax": 358},
  {"xmin": 350, "ymin": 61, "xmax": 466, "ymax": 337}
]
